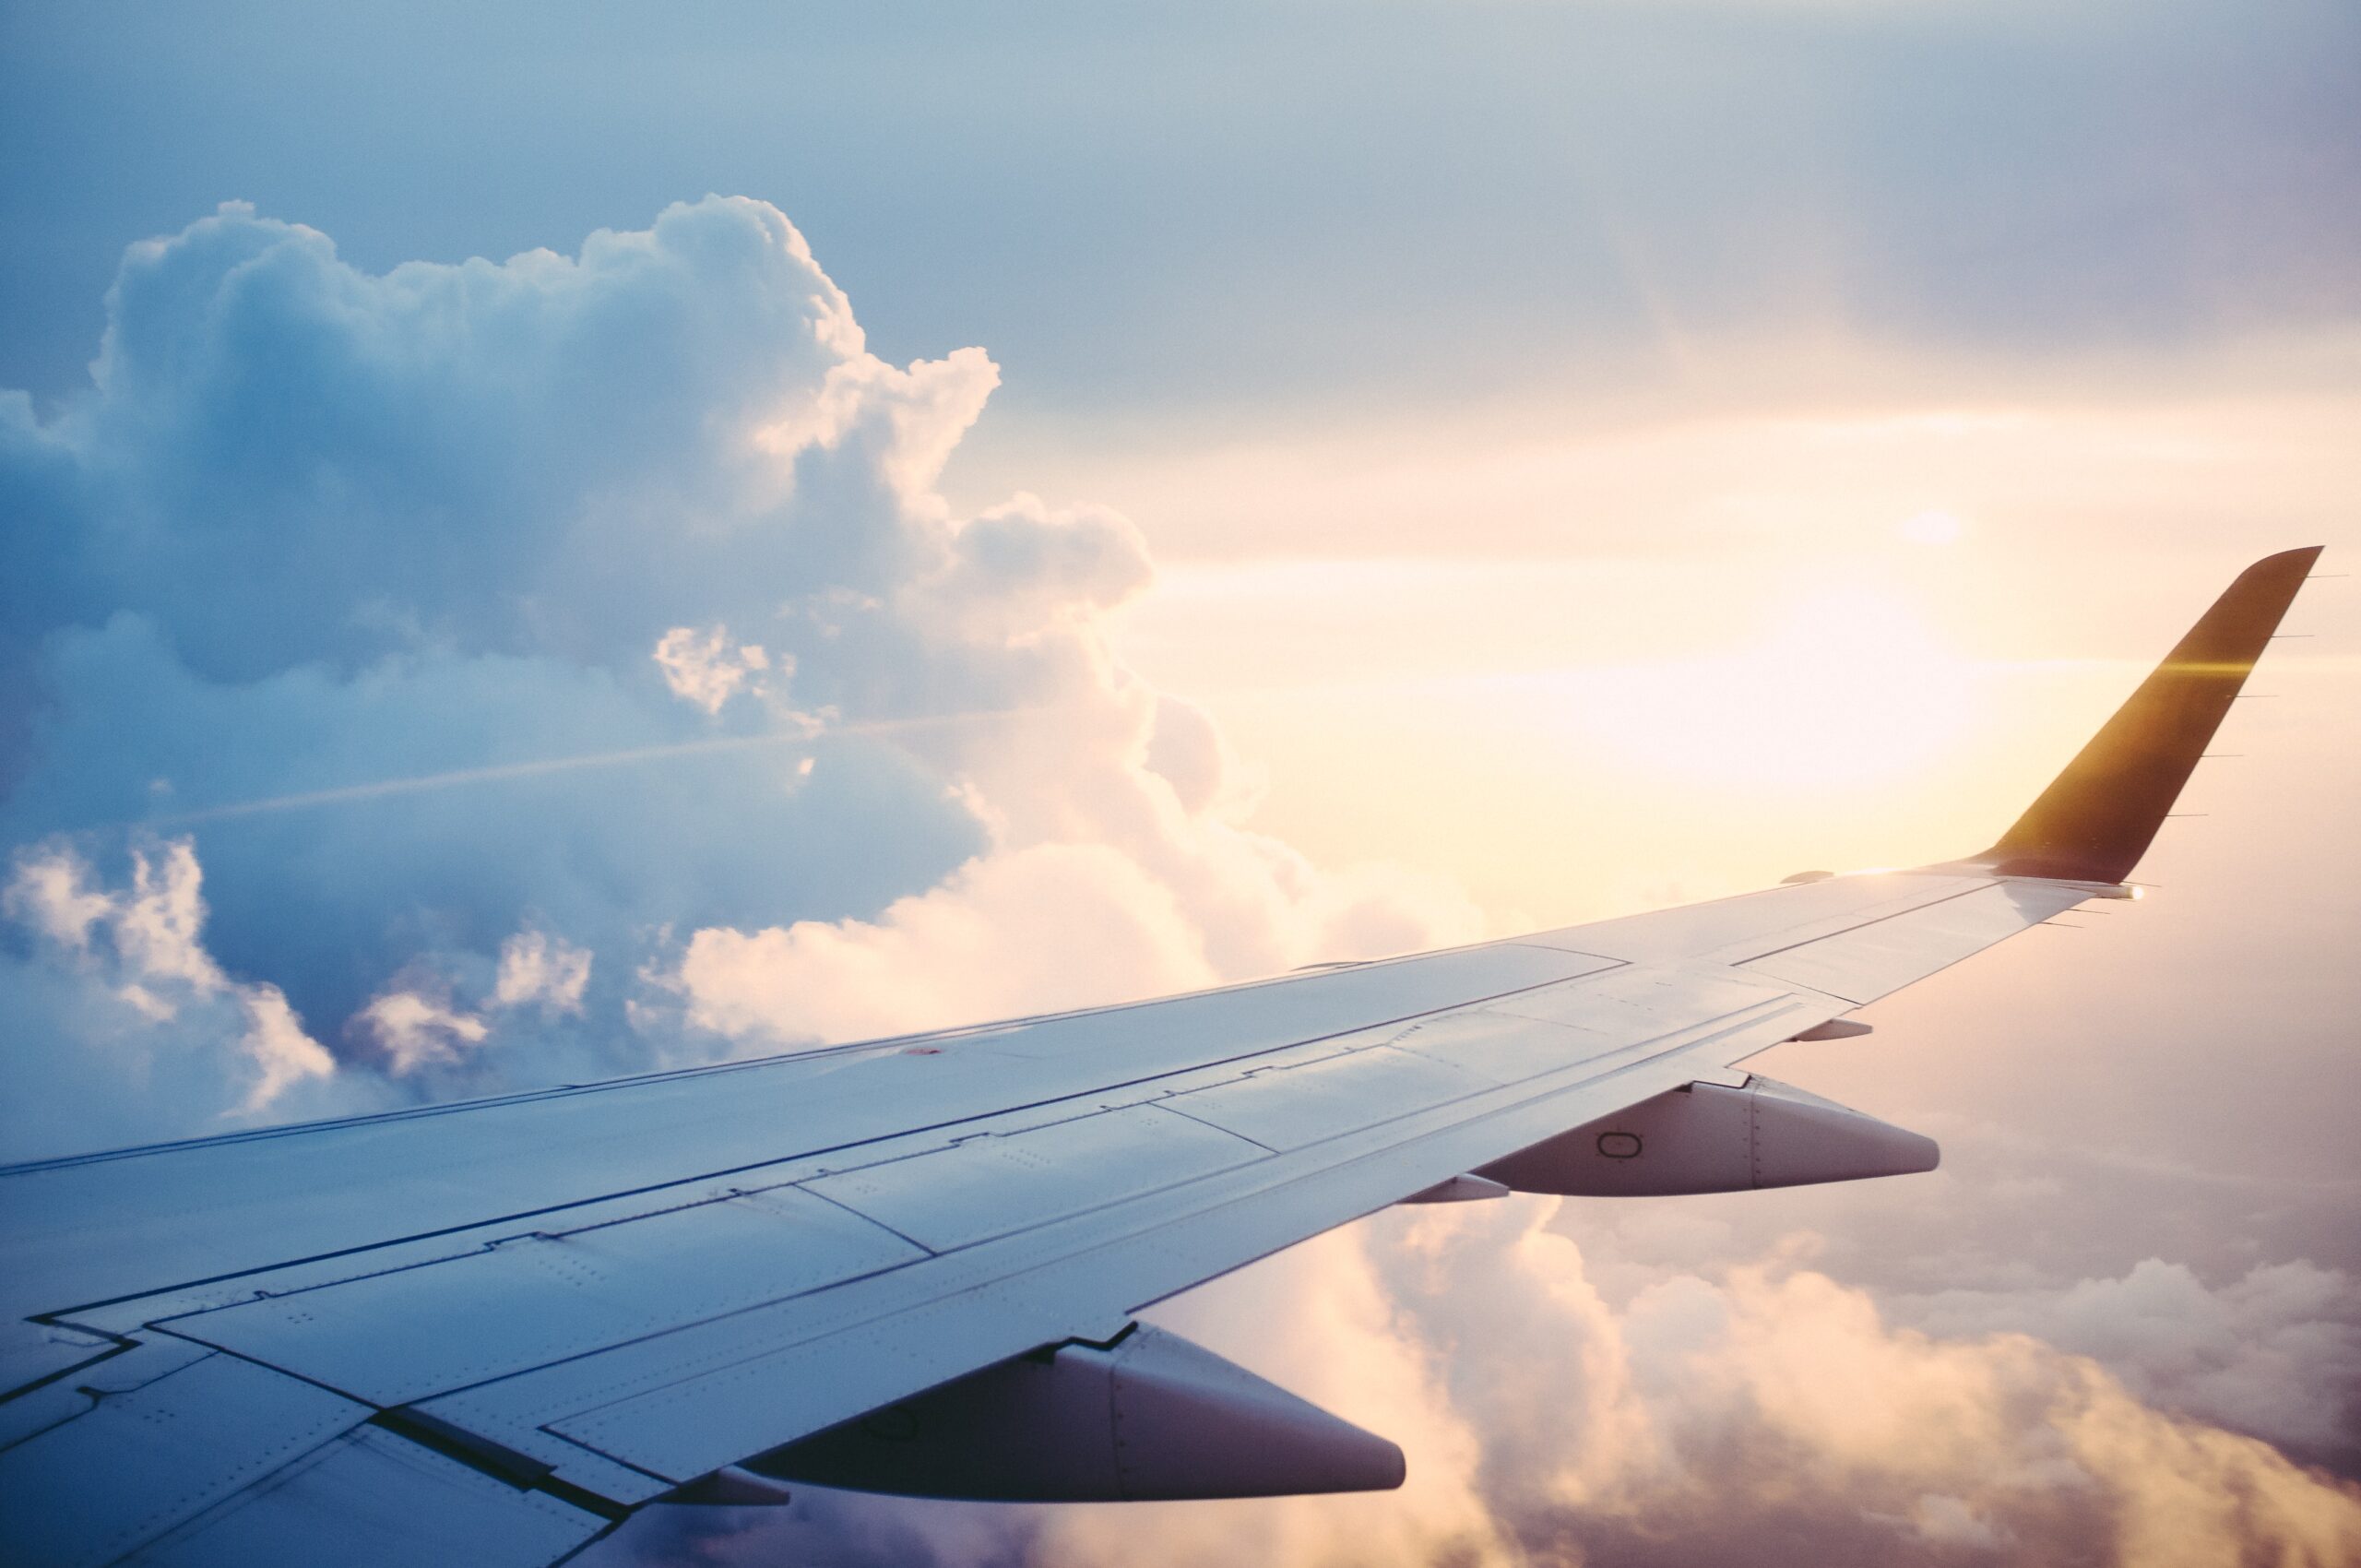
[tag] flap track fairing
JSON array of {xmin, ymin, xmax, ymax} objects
[
  {"xmin": 1474, "ymin": 1075, "xmax": 1938, "ymax": 1196},
  {"xmin": 748, "ymin": 1324, "xmax": 1405, "ymax": 1503}
]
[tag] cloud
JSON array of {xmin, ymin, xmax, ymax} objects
[
  {"xmin": 350, "ymin": 983, "xmax": 492, "ymax": 1075},
  {"xmin": 671, "ymin": 843, "xmax": 1216, "ymax": 1046},
  {"xmin": 494, "ymin": 927, "xmax": 593, "ymax": 1015},
  {"xmin": 0, "ymin": 838, "xmax": 347, "ymax": 1157},
  {"xmin": 1893, "ymin": 1257, "xmax": 2361, "ymax": 1459},
  {"xmin": 0, "ymin": 194, "xmax": 1476, "ymax": 1149},
  {"xmin": 667, "ymin": 835, "xmax": 1482, "ymax": 1053},
  {"xmin": 3, "ymin": 841, "xmax": 116, "ymax": 952},
  {"xmin": 652, "ymin": 625, "xmax": 777, "ymax": 716}
]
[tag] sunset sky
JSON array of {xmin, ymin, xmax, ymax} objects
[{"xmin": 4, "ymin": 2, "xmax": 2357, "ymax": 1563}]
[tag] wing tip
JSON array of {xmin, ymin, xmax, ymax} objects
[
  {"xmin": 1975, "ymin": 546, "xmax": 2322, "ymax": 884},
  {"xmin": 2232, "ymin": 543, "xmax": 2326, "ymax": 591}
]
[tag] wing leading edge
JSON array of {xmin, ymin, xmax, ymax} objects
[{"xmin": 0, "ymin": 550, "xmax": 2320, "ymax": 1565}]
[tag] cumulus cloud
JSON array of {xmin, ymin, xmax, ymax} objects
[
  {"xmin": 0, "ymin": 838, "xmax": 342, "ymax": 1157},
  {"xmin": 1893, "ymin": 1257, "xmax": 2361, "ymax": 1459},
  {"xmin": 653, "ymin": 625, "xmax": 776, "ymax": 716},
  {"xmin": 493, "ymin": 927, "xmax": 594, "ymax": 1015},
  {"xmin": 0, "ymin": 193, "xmax": 1474, "ymax": 1144},
  {"xmin": 351, "ymin": 983, "xmax": 492, "ymax": 1075},
  {"xmin": 672, "ymin": 843, "xmax": 1217, "ymax": 1046}
]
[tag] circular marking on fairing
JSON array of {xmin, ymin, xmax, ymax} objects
[{"xmin": 1596, "ymin": 1131, "xmax": 1643, "ymax": 1159}]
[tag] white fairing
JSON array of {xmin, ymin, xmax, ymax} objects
[
  {"xmin": 1400, "ymin": 1172, "xmax": 1514, "ymax": 1204},
  {"xmin": 752, "ymin": 1324, "xmax": 1406, "ymax": 1501},
  {"xmin": 1476, "ymin": 1075, "xmax": 1940, "ymax": 1196}
]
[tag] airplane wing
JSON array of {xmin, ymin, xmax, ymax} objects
[{"xmin": 0, "ymin": 548, "xmax": 2320, "ymax": 1567}]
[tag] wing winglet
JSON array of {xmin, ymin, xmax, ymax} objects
[{"xmin": 1977, "ymin": 546, "xmax": 2322, "ymax": 883}]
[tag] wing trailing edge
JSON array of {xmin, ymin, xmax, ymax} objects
[{"xmin": 1976, "ymin": 546, "xmax": 2322, "ymax": 883}]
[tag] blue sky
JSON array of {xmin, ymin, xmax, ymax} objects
[
  {"xmin": 6, "ymin": 0, "xmax": 2357, "ymax": 421},
  {"xmin": 3, "ymin": 4, "xmax": 2358, "ymax": 1563}
]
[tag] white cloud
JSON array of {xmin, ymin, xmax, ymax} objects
[
  {"xmin": 352, "ymin": 986, "xmax": 490, "ymax": 1076},
  {"xmin": 673, "ymin": 843, "xmax": 1216, "ymax": 1046},
  {"xmin": 105, "ymin": 838, "xmax": 222, "ymax": 992},
  {"xmin": 669, "ymin": 831, "xmax": 1482, "ymax": 1053},
  {"xmin": 1896, "ymin": 1257, "xmax": 2361, "ymax": 1456},
  {"xmin": 1, "ymin": 846, "xmax": 114, "ymax": 952},
  {"xmin": 653, "ymin": 625, "xmax": 777, "ymax": 715},
  {"xmin": 1, "ymin": 194, "xmax": 1480, "ymax": 1120},
  {"xmin": 239, "ymin": 983, "xmax": 338, "ymax": 1111},
  {"xmin": 1360, "ymin": 1206, "xmax": 2361, "ymax": 1567},
  {"xmin": 493, "ymin": 927, "xmax": 593, "ymax": 1015},
  {"xmin": 0, "ymin": 839, "xmax": 337, "ymax": 1137}
]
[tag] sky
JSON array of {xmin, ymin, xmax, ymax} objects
[{"xmin": 3, "ymin": 2, "xmax": 2358, "ymax": 1564}]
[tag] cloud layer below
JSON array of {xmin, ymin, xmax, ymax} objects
[{"xmin": 594, "ymin": 1207, "xmax": 2361, "ymax": 1568}]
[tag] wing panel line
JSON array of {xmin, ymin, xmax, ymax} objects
[
  {"xmin": 531, "ymin": 994, "xmax": 1821, "ymax": 1477},
  {"xmin": 28, "ymin": 955, "xmax": 1628, "ymax": 1324}
]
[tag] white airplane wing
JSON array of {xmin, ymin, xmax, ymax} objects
[{"xmin": 0, "ymin": 548, "xmax": 2320, "ymax": 1567}]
